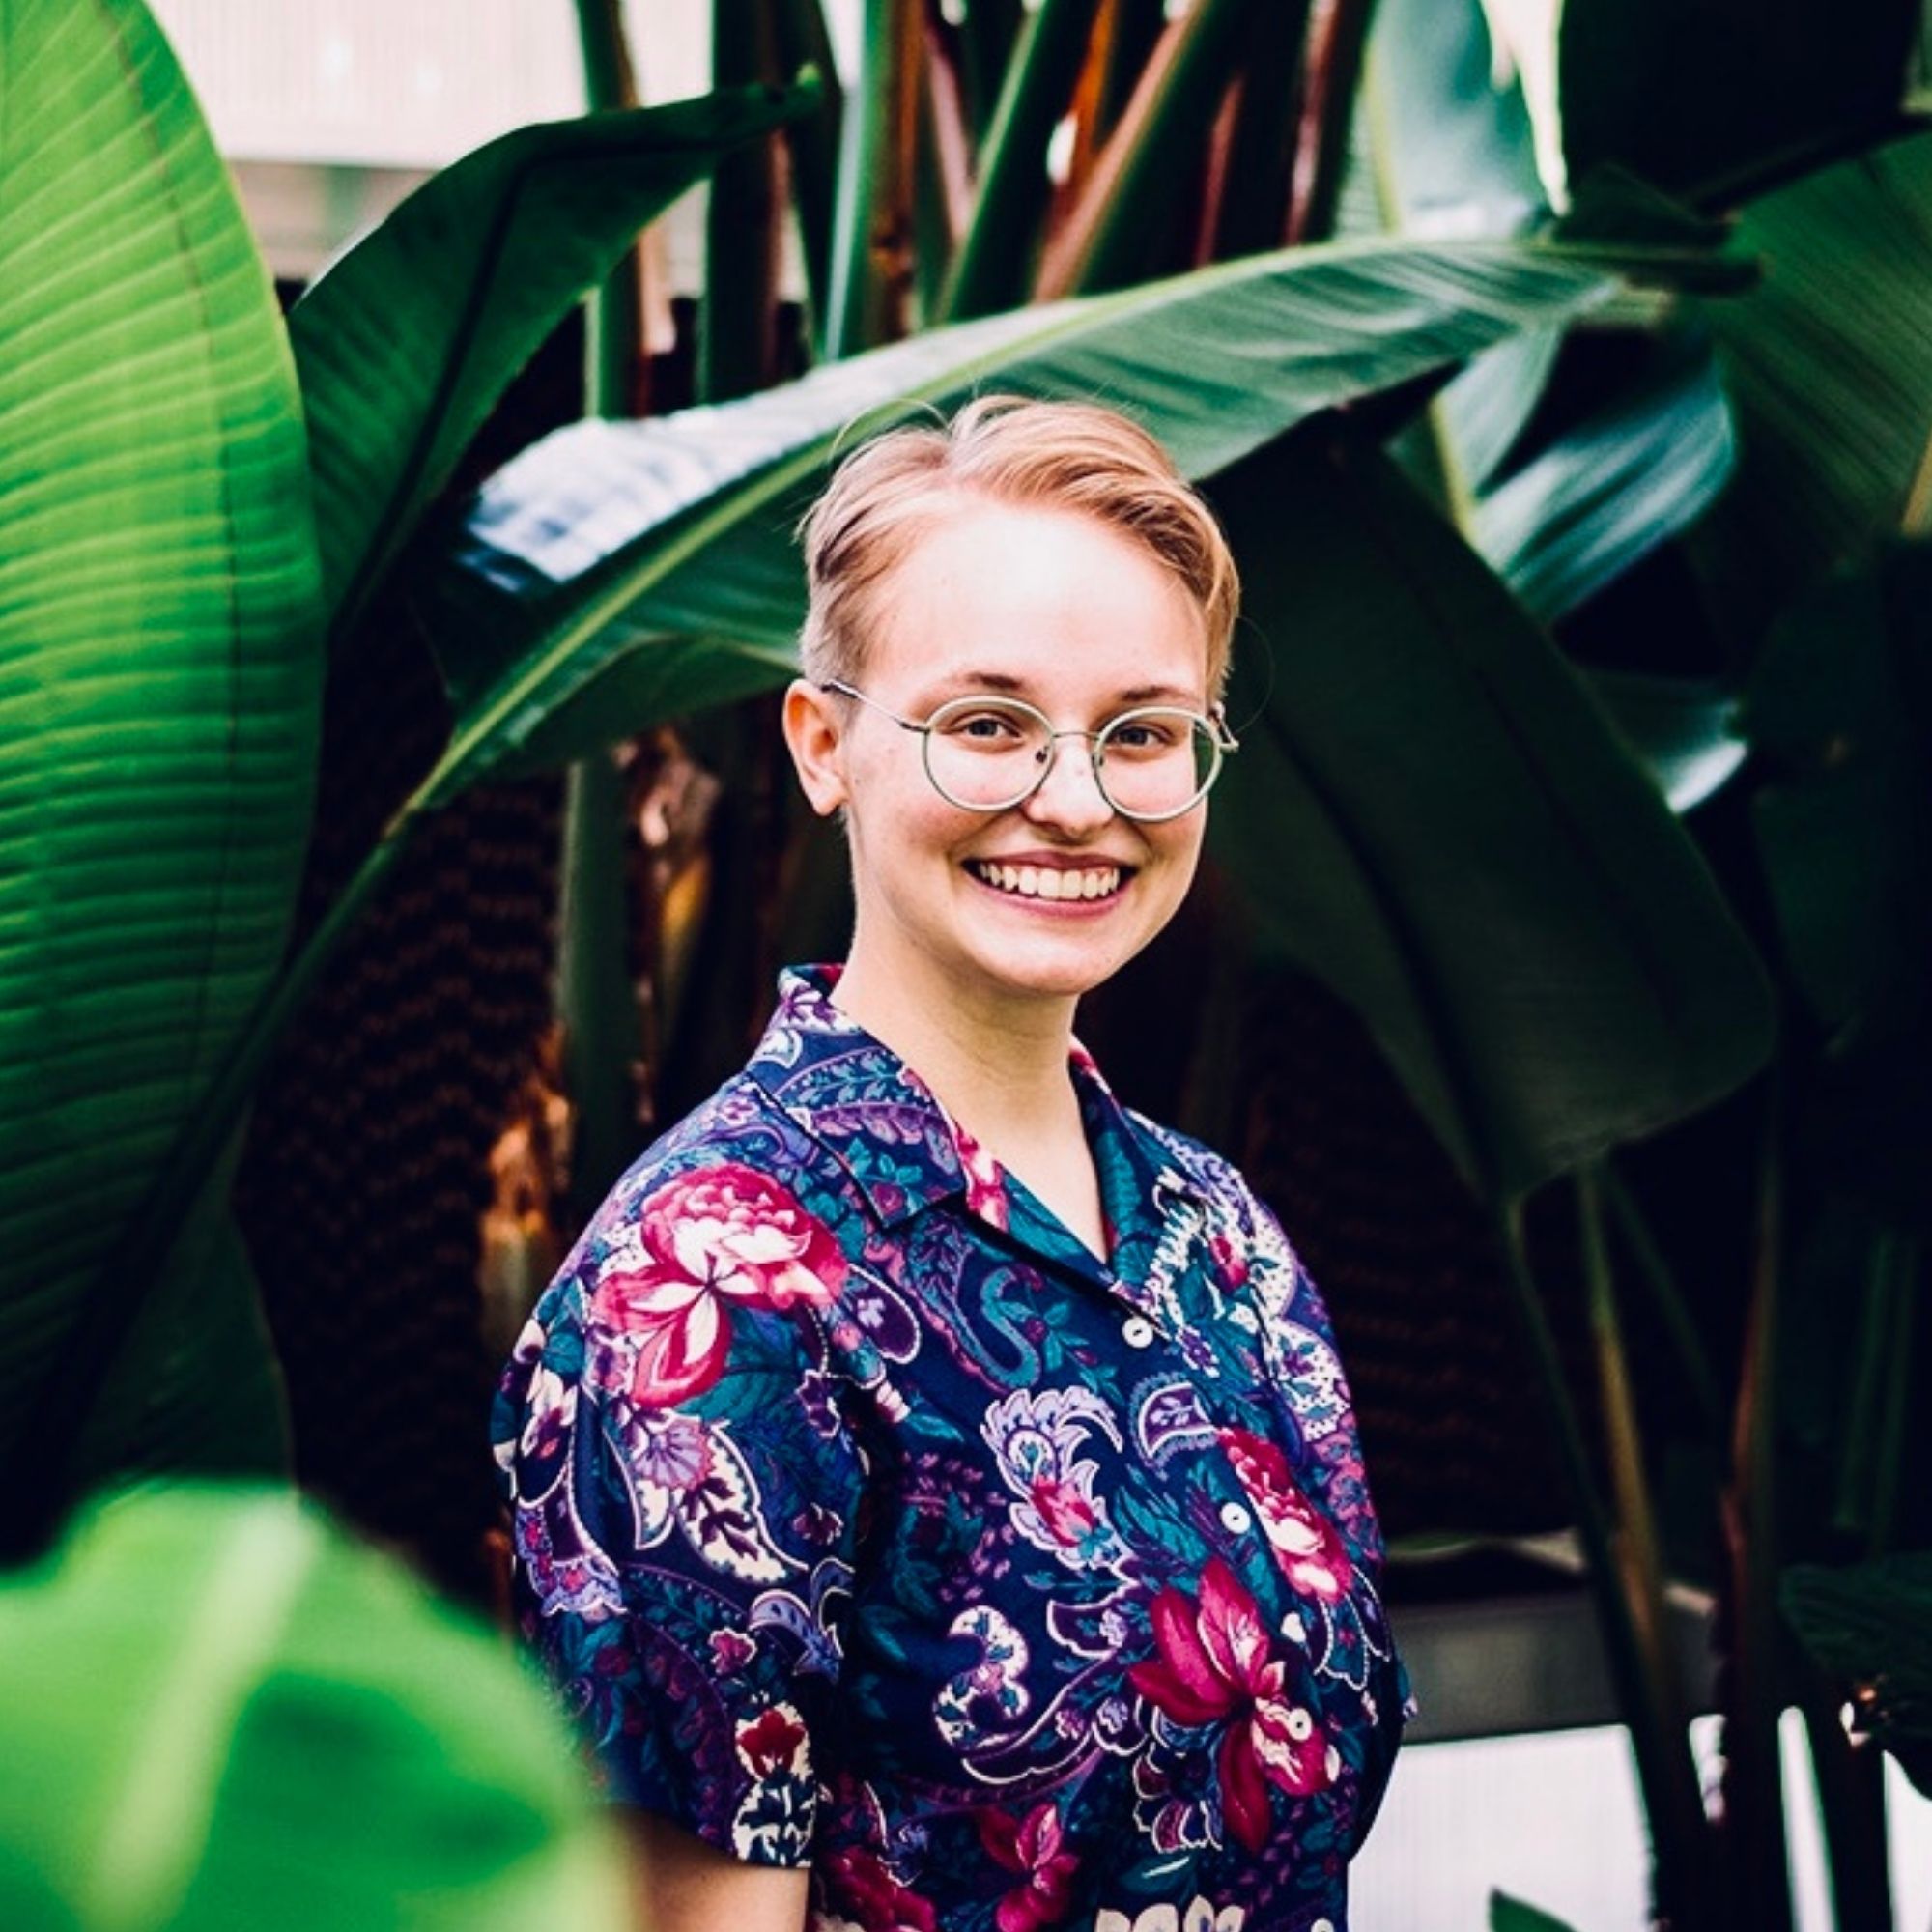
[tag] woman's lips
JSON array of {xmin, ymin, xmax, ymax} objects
[{"xmin": 963, "ymin": 858, "xmax": 1131, "ymax": 905}]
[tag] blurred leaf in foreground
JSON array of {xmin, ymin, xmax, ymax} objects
[{"xmin": 0, "ymin": 1487, "xmax": 626, "ymax": 1932}]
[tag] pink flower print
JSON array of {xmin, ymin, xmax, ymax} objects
[
  {"xmin": 589, "ymin": 1164, "xmax": 845, "ymax": 1408},
  {"xmin": 821, "ymin": 1846, "xmax": 938, "ymax": 1932},
  {"xmin": 1128, "ymin": 1558, "xmax": 1334, "ymax": 1853},
  {"xmin": 709, "ymin": 1628, "xmax": 756, "ymax": 1675},
  {"xmin": 1208, "ymin": 1229, "xmax": 1249, "ymax": 1290},
  {"xmin": 736, "ymin": 1702, "xmax": 810, "ymax": 1779},
  {"xmin": 952, "ymin": 1122, "xmax": 1010, "ymax": 1230},
  {"xmin": 977, "ymin": 1802, "xmax": 1081, "ymax": 1932},
  {"xmin": 1028, "ymin": 1475, "xmax": 1105, "ymax": 1553},
  {"xmin": 1216, "ymin": 1428, "xmax": 1352, "ymax": 1603},
  {"xmin": 980, "ymin": 1387, "xmax": 1130, "ymax": 1575}
]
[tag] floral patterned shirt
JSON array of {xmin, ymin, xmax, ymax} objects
[{"xmin": 494, "ymin": 965, "xmax": 1408, "ymax": 1932}]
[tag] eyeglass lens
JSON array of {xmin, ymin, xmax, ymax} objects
[{"xmin": 922, "ymin": 697, "xmax": 1219, "ymax": 819}]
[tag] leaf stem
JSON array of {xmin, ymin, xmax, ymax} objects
[
  {"xmin": 1720, "ymin": 1084, "xmax": 1795, "ymax": 1932},
  {"xmin": 1601, "ymin": 1161, "xmax": 1724, "ymax": 1435},
  {"xmin": 770, "ymin": 0, "xmax": 847, "ymax": 338},
  {"xmin": 1037, "ymin": 0, "xmax": 1258, "ymax": 298},
  {"xmin": 1496, "ymin": 1200, "xmax": 1710, "ymax": 1931},
  {"xmin": 938, "ymin": 0, "xmax": 1106, "ymax": 321},
  {"xmin": 1577, "ymin": 1170, "xmax": 1711, "ymax": 1882},
  {"xmin": 1798, "ymin": 1664, "xmax": 1894, "ymax": 1932},
  {"xmin": 825, "ymin": 0, "xmax": 921, "ymax": 358}
]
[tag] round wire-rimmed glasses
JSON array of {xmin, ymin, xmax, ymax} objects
[{"xmin": 820, "ymin": 680, "xmax": 1238, "ymax": 823}]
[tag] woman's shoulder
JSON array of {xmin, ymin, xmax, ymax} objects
[
  {"xmin": 1125, "ymin": 1108, "xmax": 1270, "ymax": 1223},
  {"xmin": 554, "ymin": 1071, "xmax": 854, "ymax": 1289}
]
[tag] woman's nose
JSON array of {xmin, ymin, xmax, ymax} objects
[{"xmin": 1022, "ymin": 734, "xmax": 1116, "ymax": 832}]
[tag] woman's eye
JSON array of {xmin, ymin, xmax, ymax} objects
[
  {"xmin": 949, "ymin": 709, "xmax": 1027, "ymax": 741},
  {"xmin": 1110, "ymin": 722, "xmax": 1175, "ymax": 751}
]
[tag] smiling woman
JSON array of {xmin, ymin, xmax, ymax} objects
[{"xmin": 493, "ymin": 398, "xmax": 1408, "ymax": 1932}]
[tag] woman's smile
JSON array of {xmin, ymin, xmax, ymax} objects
[{"xmin": 963, "ymin": 854, "xmax": 1135, "ymax": 908}]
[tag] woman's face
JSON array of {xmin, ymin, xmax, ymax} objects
[{"xmin": 802, "ymin": 500, "xmax": 1214, "ymax": 1019}]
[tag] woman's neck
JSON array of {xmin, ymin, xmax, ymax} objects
[
  {"xmin": 830, "ymin": 941, "xmax": 1110, "ymax": 1259},
  {"xmin": 830, "ymin": 948, "xmax": 1082, "ymax": 1149}
]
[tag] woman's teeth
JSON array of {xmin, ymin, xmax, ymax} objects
[{"xmin": 968, "ymin": 861, "xmax": 1122, "ymax": 901}]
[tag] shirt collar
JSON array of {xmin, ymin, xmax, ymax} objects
[{"xmin": 743, "ymin": 964, "xmax": 1207, "ymax": 1236}]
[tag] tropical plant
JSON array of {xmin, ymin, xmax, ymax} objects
[
  {"xmin": 0, "ymin": 0, "xmax": 804, "ymax": 1907},
  {"xmin": 0, "ymin": 0, "xmax": 1756, "ymax": 1540},
  {"xmin": 1368, "ymin": 3, "xmax": 1932, "ymax": 1928},
  {"xmin": 0, "ymin": 0, "xmax": 813, "ymax": 1556},
  {"xmin": 431, "ymin": 3, "xmax": 1927, "ymax": 1929},
  {"xmin": 4, "ymin": 0, "xmax": 1926, "ymax": 1927}
]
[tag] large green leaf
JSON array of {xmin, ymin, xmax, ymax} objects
[
  {"xmin": 1783, "ymin": 1553, "xmax": 1932, "ymax": 1797},
  {"xmin": 1206, "ymin": 430, "xmax": 1774, "ymax": 1201},
  {"xmin": 291, "ymin": 80, "xmax": 817, "ymax": 639},
  {"xmin": 1368, "ymin": 0, "xmax": 1545, "ymax": 242},
  {"xmin": 1692, "ymin": 129, "xmax": 1932, "ymax": 638},
  {"xmin": 1470, "ymin": 334, "xmax": 1736, "ymax": 624},
  {"xmin": 0, "ymin": 1486, "xmax": 627, "ymax": 1928},
  {"xmin": 0, "ymin": 2, "xmax": 323, "ymax": 1489},
  {"xmin": 1369, "ymin": 0, "xmax": 1737, "ymax": 634},
  {"xmin": 1747, "ymin": 544, "xmax": 1932, "ymax": 1226},
  {"xmin": 1364, "ymin": 0, "xmax": 1559, "ymax": 507},
  {"xmin": 68, "ymin": 1151, "xmax": 291, "ymax": 1499},
  {"xmin": 1557, "ymin": 0, "xmax": 1923, "ymax": 203},
  {"xmin": 418, "ymin": 237, "xmax": 1679, "ymax": 803},
  {"xmin": 1585, "ymin": 670, "xmax": 1747, "ymax": 814}
]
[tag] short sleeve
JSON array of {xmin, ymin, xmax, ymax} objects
[{"xmin": 491, "ymin": 1154, "xmax": 865, "ymax": 1866}]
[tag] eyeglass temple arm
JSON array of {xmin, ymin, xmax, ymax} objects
[{"xmin": 818, "ymin": 679, "xmax": 925, "ymax": 735}]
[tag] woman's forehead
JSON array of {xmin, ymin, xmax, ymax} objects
[{"xmin": 861, "ymin": 505, "xmax": 1212, "ymax": 700}]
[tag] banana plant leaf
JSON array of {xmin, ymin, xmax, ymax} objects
[
  {"xmin": 292, "ymin": 79, "xmax": 819, "ymax": 640},
  {"xmin": 0, "ymin": 1486, "xmax": 627, "ymax": 1929},
  {"xmin": 1430, "ymin": 329, "xmax": 1564, "ymax": 498},
  {"xmin": 1205, "ymin": 429, "xmax": 1774, "ymax": 1203},
  {"xmin": 1692, "ymin": 128, "xmax": 1932, "ymax": 637},
  {"xmin": 1585, "ymin": 671, "xmax": 1746, "ymax": 814},
  {"xmin": 417, "ymin": 236, "xmax": 1673, "ymax": 805},
  {"xmin": 1367, "ymin": 0, "xmax": 1545, "ymax": 242},
  {"xmin": 1364, "ymin": 0, "xmax": 1560, "ymax": 505},
  {"xmin": 1747, "ymin": 542, "xmax": 1932, "ymax": 1228},
  {"xmin": 1470, "ymin": 334, "xmax": 1736, "ymax": 624},
  {"xmin": 66, "ymin": 1155, "xmax": 292, "ymax": 1499},
  {"xmin": 0, "ymin": 1, "xmax": 323, "ymax": 1494},
  {"xmin": 1557, "ymin": 0, "xmax": 1924, "ymax": 204},
  {"xmin": 1782, "ymin": 1552, "xmax": 1932, "ymax": 1797},
  {"xmin": 1368, "ymin": 0, "xmax": 1739, "ymax": 639}
]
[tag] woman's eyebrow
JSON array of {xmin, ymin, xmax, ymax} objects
[
  {"xmin": 1115, "ymin": 681, "xmax": 1199, "ymax": 705},
  {"xmin": 932, "ymin": 669, "xmax": 1028, "ymax": 695}
]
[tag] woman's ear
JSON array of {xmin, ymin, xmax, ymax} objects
[{"xmin": 782, "ymin": 678, "xmax": 848, "ymax": 817}]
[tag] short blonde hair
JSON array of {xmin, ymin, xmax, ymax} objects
[{"xmin": 798, "ymin": 396, "xmax": 1239, "ymax": 701}]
